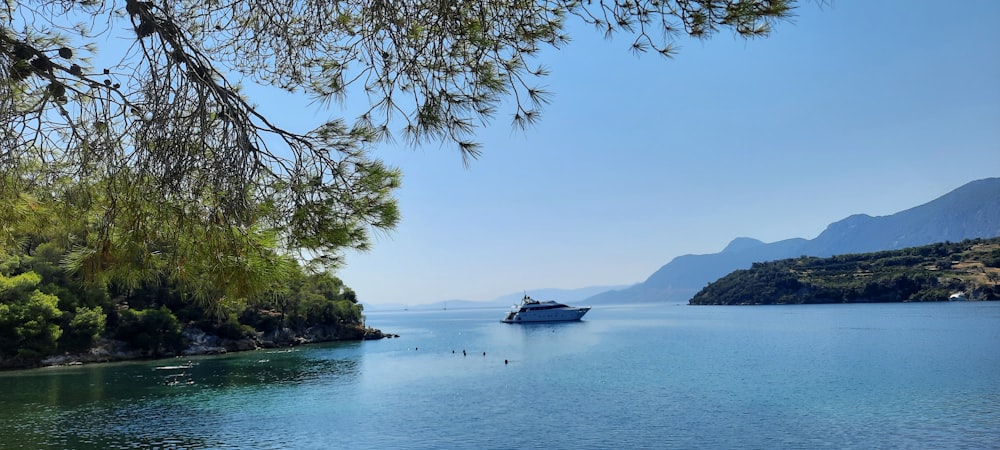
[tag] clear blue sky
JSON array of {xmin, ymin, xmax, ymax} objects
[{"xmin": 259, "ymin": 1, "xmax": 1000, "ymax": 306}]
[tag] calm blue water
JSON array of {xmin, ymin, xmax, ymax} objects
[{"xmin": 1, "ymin": 302, "xmax": 998, "ymax": 449}]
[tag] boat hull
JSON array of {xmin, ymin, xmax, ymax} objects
[{"xmin": 501, "ymin": 307, "xmax": 590, "ymax": 323}]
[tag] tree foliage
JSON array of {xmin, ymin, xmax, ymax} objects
[
  {"xmin": 0, "ymin": 204, "xmax": 370, "ymax": 366},
  {"xmin": 1, "ymin": 0, "xmax": 795, "ymax": 279},
  {"xmin": 62, "ymin": 305, "xmax": 106, "ymax": 351},
  {"xmin": 0, "ymin": 173, "xmax": 373, "ymax": 366},
  {"xmin": 0, "ymin": 271, "xmax": 63, "ymax": 359}
]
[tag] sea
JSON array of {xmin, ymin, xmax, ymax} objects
[{"xmin": 1, "ymin": 301, "xmax": 998, "ymax": 449}]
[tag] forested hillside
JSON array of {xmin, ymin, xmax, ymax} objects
[{"xmin": 689, "ymin": 238, "xmax": 1000, "ymax": 305}]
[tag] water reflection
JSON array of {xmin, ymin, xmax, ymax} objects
[
  {"xmin": 0, "ymin": 341, "xmax": 365, "ymax": 449},
  {"xmin": 171, "ymin": 347, "xmax": 362, "ymax": 390}
]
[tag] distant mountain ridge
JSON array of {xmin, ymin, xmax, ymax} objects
[
  {"xmin": 796, "ymin": 177, "xmax": 1000, "ymax": 254},
  {"xmin": 586, "ymin": 177, "xmax": 1000, "ymax": 304},
  {"xmin": 363, "ymin": 285, "xmax": 626, "ymax": 311}
]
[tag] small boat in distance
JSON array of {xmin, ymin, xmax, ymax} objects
[{"xmin": 501, "ymin": 295, "xmax": 591, "ymax": 323}]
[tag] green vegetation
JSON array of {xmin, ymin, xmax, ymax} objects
[
  {"xmin": 0, "ymin": 272, "xmax": 63, "ymax": 360},
  {"xmin": 689, "ymin": 238, "xmax": 1000, "ymax": 305},
  {"xmin": 0, "ymin": 174, "xmax": 372, "ymax": 369},
  {"xmin": 0, "ymin": 242, "xmax": 369, "ymax": 367}
]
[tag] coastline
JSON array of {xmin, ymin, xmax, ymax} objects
[{"xmin": 1, "ymin": 325, "xmax": 398, "ymax": 372}]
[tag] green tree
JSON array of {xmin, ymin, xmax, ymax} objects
[
  {"xmin": 284, "ymin": 272, "xmax": 364, "ymax": 331},
  {"xmin": 115, "ymin": 306, "xmax": 183, "ymax": 355},
  {"xmin": 0, "ymin": 271, "xmax": 63, "ymax": 360},
  {"xmin": 1, "ymin": 0, "xmax": 794, "ymax": 280},
  {"xmin": 61, "ymin": 305, "xmax": 107, "ymax": 352}
]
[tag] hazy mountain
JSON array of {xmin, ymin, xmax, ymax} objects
[
  {"xmin": 363, "ymin": 285, "xmax": 627, "ymax": 311},
  {"xmin": 586, "ymin": 177, "xmax": 1000, "ymax": 304},
  {"xmin": 803, "ymin": 177, "xmax": 1000, "ymax": 255},
  {"xmin": 485, "ymin": 285, "xmax": 628, "ymax": 307}
]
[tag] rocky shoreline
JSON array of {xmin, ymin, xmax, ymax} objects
[{"xmin": 6, "ymin": 325, "xmax": 399, "ymax": 370}]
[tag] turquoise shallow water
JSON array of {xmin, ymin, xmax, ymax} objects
[{"xmin": 1, "ymin": 302, "xmax": 999, "ymax": 449}]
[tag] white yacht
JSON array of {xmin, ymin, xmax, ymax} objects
[{"xmin": 501, "ymin": 295, "xmax": 591, "ymax": 323}]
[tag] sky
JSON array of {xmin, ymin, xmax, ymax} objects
[{"xmin": 260, "ymin": 1, "xmax": 1000, "ymax": 306}]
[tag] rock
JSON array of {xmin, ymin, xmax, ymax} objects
[
  {"xmin": 362, "ymin": 327, "xmax": 388, "ymax": 340},
  {"xmin": 181, "ymin": 327, "xmax": 227, "ymax": 355},
  {"xmin": 38, "ymin": 338, "xmax": 147, "ymax": 367},
  {"xmin": 224, "ymin": 338, "xmax": 258, "ymax": 352}
]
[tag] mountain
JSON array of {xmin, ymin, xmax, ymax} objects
[
  {"xmin": 485, "ymin": 285, "xmax": 629, "ymax": 306},
  {"xmin": 585, "ymin": 237, "xmax": 808, "ymax": 304},
  {"xmin": 362, "ymin": 284, "xmax": 627, "ymax": 311},
  {"xmin": 803, "ymin": 178, "xmax": 1000, "ymax": 255},
  {"xmin": 586, "ymin": 177, "xmax": 1000, "ymax": 304}
]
